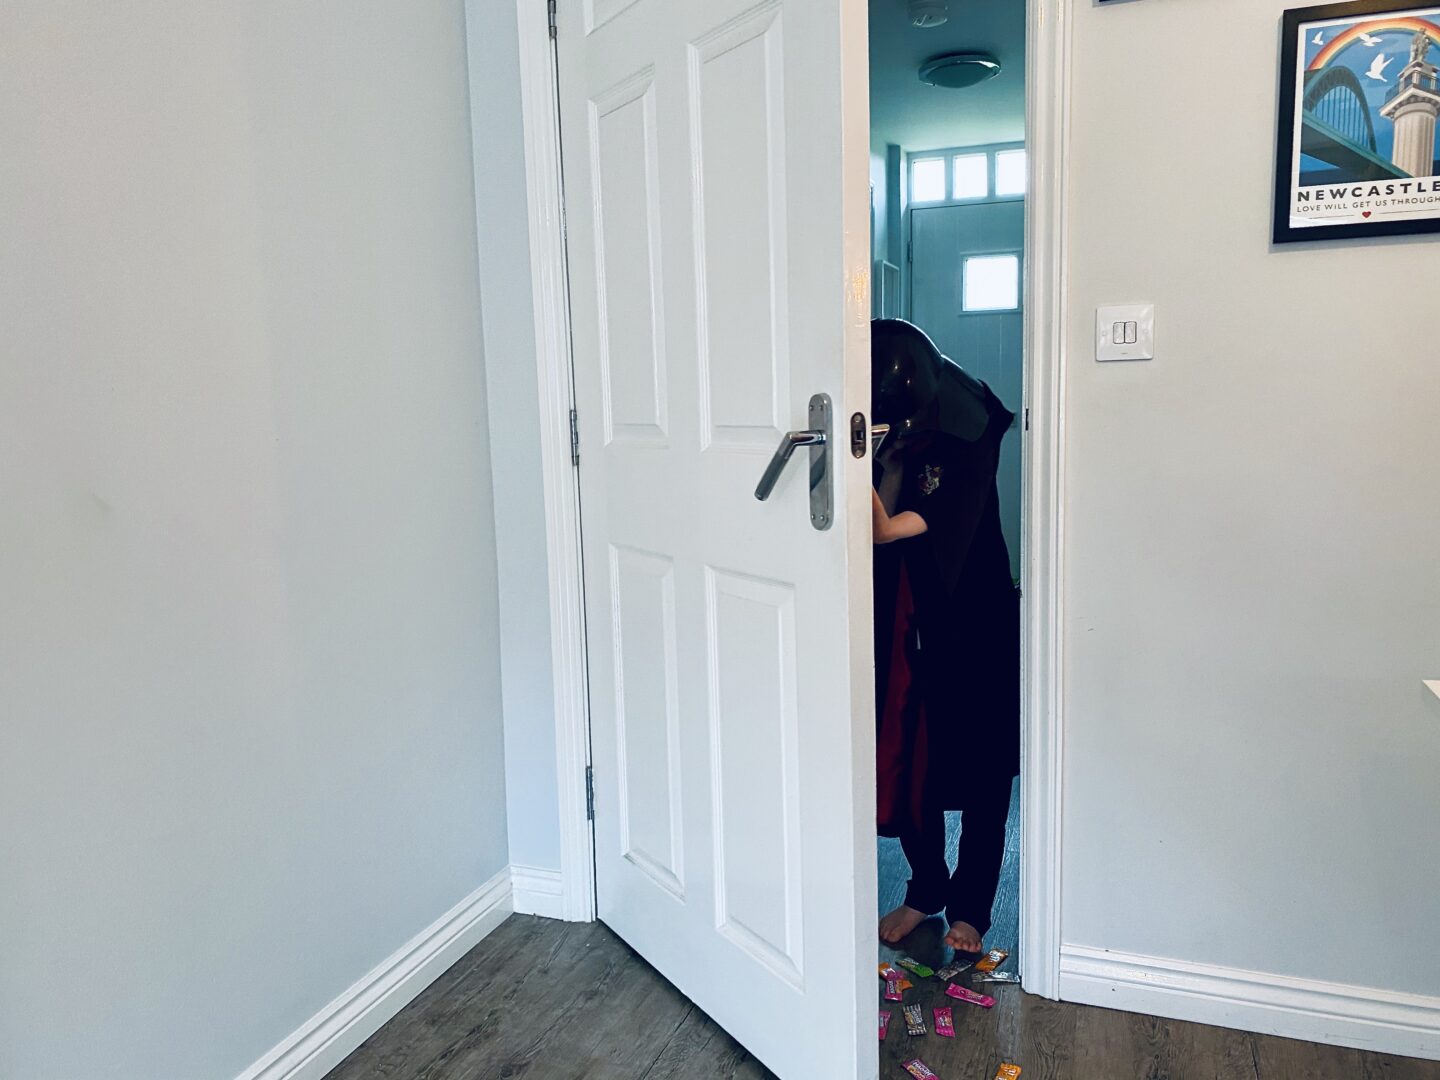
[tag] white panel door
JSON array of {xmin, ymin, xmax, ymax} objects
[{"xmin": 555, "ymin": 0, "xmax": 874, "ymax": 1076}]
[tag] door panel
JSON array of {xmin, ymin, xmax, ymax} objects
[
  {"xmin": 707, "ymin": 567, "xmax": 803, "ymax": 982},
  {"xmin": 610, "ymin": 544, "xmax": 683, "ymax": 895},
  {"xmin": 590, "ymin": 73, "xmax": 668, "ymax": 446},
  {"xmin": 555, "ymin": 1, "xmax": 874, "ymax": 1076},
  {"xmin": 691, "ymin": 7, "xmax": 788, "ymax": 451}
]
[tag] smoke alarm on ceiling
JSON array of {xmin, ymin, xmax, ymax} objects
[
  {"xmin": 919, "ymin": 52, "xmax": 1002, "ymax": 89},
  {"xmin": 909, "ymin": 0, "xmax": 949, "ymax": 28}
]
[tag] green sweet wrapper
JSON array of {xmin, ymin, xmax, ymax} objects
[{"xmin": 897, "ymin": 956, "xmax": 935, "ymax": 979}]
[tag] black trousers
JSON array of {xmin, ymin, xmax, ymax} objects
[{"xmin": 898, "ymin": 775, "xmax": 1014, "ymax": 937}]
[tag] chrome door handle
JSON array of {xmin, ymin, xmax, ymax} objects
[
  {"xmin": 754, "ymin": 430, "xmax": 824, "ymax": 500},
  {"xmin": 754, "ymin": 393, "xmax": 833, "ymax": 530}
]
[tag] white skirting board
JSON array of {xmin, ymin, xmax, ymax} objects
[
  {"xmin": 510, "ymin": 864, "xmax": 567, "ymax": 920},
  {"xmin": 1060, "ymin": 944, "xmax": 1440, "ymax": 1061},
  {"xmin": 235, "ymin": 869, "xmax": 514, "ymax": 1080}
]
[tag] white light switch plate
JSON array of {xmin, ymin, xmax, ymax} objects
[{"xmin": 1096, "ymin": 304, "xmax": 1155, "ymax": 362}]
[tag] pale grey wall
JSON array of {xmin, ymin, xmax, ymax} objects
[
  {"xmin": 464, "ymin": 0, "xmax": 564, "ymax": 875},
  {"xmin": 0, "ymin": 4, "xmax": 510, "ymax": 1078},
  {"xmin": 1062, "ymin": 0, "xmax": 1440, "ymax": 996}
]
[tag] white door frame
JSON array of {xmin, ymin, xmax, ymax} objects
[
  {"xmin": 502, "ymin": 0, "xmax": 1072, "ymax": 996},
  {"xmin": 1018, "ymin": 0, "xmax": 1072, "ymax": 999},
  {"xmin": 508, "ymin": 0, "xmax": 596, "ymax": 923}
]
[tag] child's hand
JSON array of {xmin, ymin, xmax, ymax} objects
[{"xmin": 872, "ymin": 488, "xmax": 928, "ymax": 544}]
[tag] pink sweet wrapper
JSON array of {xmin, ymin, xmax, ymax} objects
[
  {"xmin": 945, "ymin": 983, "xmax": 997, "ymax": 1008},
  {"xmin": 879, "ymin": 1010, "xmax": 891, "ymax": 1040},
  {"xmin": 902, "ymin": 1060, "xmax": 940, "ymax": 1080},
  {"xmin": 884, "ymin": 977, "xmax": 905, "ymax": 1002},
  {"xmin": 933, "ymin": 1005, "xmax": 955, "ymax": 1038},
  {"xmin": 878, "ymin": 963, "xmax": 913, "ymax": 990}
]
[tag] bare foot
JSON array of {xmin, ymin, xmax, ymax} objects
[
  {"xmin": 879, "ymin": 905, "xmax": 928, "ymax": 944},
  {"xmin": 944, "ymin": 920, "xmax": 983, "ymax": 953}
]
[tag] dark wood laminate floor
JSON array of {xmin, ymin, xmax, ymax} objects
[{"xmin": 327, "ymin": 914, "xmax": 1440, "ymax": 1080}]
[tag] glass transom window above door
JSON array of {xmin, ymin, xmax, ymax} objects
[{"xmin": 908, "ymin": 145, "xmax": 1027, "ymax": 205}]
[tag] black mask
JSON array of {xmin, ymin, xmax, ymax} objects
[
  {"xmin": 871, "ymin": 319, "xmax": 1005, "ymax": 442},
  {"xmin": 872, "ymin": 320, "xmax": 940, "ymax": 436}
]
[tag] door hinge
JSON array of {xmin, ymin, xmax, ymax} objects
[
  {"xmin": 569, "ymin": 407, "xmax": 580, "ymax": 466},
  {"xmin": 548, "ymin": 0, "xmax": 558, "ymax": 39},
  {"xmin": 585, "ymin": 765, "xmax": 595, "ymax": 820},
  {"xmin": 1024, "ymin": 406, "xmax": 1030, "ymax": 432}
]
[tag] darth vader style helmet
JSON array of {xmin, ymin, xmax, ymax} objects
[
  {"xmin": 871, "ymin": 319, "xmax": 945, "ymax": 436},
  {"xmin": 871, "ymin": 319, "xmax": 998, "ymax": 442}
]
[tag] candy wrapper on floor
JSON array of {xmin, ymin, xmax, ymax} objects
[
  {"xmin": 903, "ymin": 1003, "xmax": 927, "ymax": 1036},
  {"xmin": 933, "ymin": 1006, "xmax": 955, "ymax": 1038},
  {"xmin": 935, "ymin": 960, "xmax": 972, "ymax": 981},
  {"xmin": 878, "ymin": 963, "xmax": 914, "ymax": 991},
  {"xmin": 973, "ymin": 971, "xmax": 1021, "ymax": 985},
  {"xmin": 993, "ymin": 1065, "xmax": 1022, "ymax": 1080},
  {"xmin": 902, "ymin": 1059, "xmax": 941, "ymax": 1080},
  {"xmin": 976, "ymin": 948, "xmax": 1009, "ymax": 973},
  {"xmin": 945, "ymin": 984, "xmax": 996, "ymax": 1008},
  {"xmin": 884, "ymin": 977, "xmax": 905, "ymax": 1002},
  {"xmin": 879, "ymin": 1010, "xmax": 892, "ymax": 1040},
  {"xmin": 897, "ymin": 956, "xmax": 935, "ymax": 978}
]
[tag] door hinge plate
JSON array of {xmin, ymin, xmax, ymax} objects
[
  {"xmin": 569, "ymin": 407, "xmax": 580, "ymax": 466},
  {"xmin": 585, "ymin": 765, "xmax": 595, "ymax": 820},
  {"xmin": 548, "ymin": 0, "xmax": 558, "ymax": 39}
]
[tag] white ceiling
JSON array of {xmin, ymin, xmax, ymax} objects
[{"xmin": 869, "ymin": 0, "xmax": 1026, "ymax": 153}]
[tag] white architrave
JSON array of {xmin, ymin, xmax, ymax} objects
[
  {"xmin": 512, "ymin": 0, "xmax": 596, "ymax": 923},
  {"xmin": 1019, "ymin": 0, "xmax": 1073, "ymax": 1000}
]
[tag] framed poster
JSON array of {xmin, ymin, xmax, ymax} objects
[{"xmin": 1275, "ymin": 0, "xmax": 1440, "ymax": 242}]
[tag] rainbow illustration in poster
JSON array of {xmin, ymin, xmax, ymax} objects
[{"xmin": 1276, "ymin": 2, "xmax": 1440, "ymax": 240}]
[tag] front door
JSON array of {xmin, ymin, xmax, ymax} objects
[
  {"xmin": 910, "ymin": 201, "xmax": 1025, "ymax": 579},
  {"xmin": 554, "ymin": 0, "xmax": 874, "ymax": 1075}
]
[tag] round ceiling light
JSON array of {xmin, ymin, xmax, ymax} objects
[
  {"xmin": 918, "ymin": 53, "xmax": 1002, "ymax": 89},
  {"xmin": 908, "ymin": 0, "xmax": 949, "ymax": 28}
]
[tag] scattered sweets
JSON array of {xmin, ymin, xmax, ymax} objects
[
  {"xmin": 945, "ymin": 984, "xmax": 997, "ymax": 1009},
  {"xmin": 935, "ymin": 960, "xmax": 973, "ymax": 981},
  {"xmin": 973, "ymin": 971, "xmax": 1021, "ymax": 985},
  {"xmin": 902, "ymin": 1059, "xmax": 940, "ymax": 1079},
  {"xmin": 884, "ymin": 977, "xmax": 905, "ymax": 1002},
  {"xmin": 878, "ymin": 963, "xmax": 913, "ymax": 990},
  {"xmin": 933, "ymin": 1005, "xmax": 955, "ymax": 1038},
  {"xmin": 903, "ymin": 1003, "xmax": 927, "ymax": 1036},
  {"xmin": 897, "ymin": 956, "xmax": 936, "ymax": 979},
  {"xmin": 976, "ymin": 949, "xmax": 1010, "ymax": 973},
  {"xmin": 993, "ymin": 1066, "xmax": 1022, "ymax": 1080},
  {"xmin": 879, "ymin": 1010, "xmax": 892, "ymax": 1040}
]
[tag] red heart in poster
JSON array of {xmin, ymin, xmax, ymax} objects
[{"xmin": 1362, "ymin": 211, "xmax": 1373, "ymax": 218}]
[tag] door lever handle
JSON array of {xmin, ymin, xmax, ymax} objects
[
  {"xmin": 754, "ymin": 429, "xmax": 826, "ymax": 501},
  {"xmin": 753, "ymin": 394, "xmax": 834, "ymax": 530}
]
